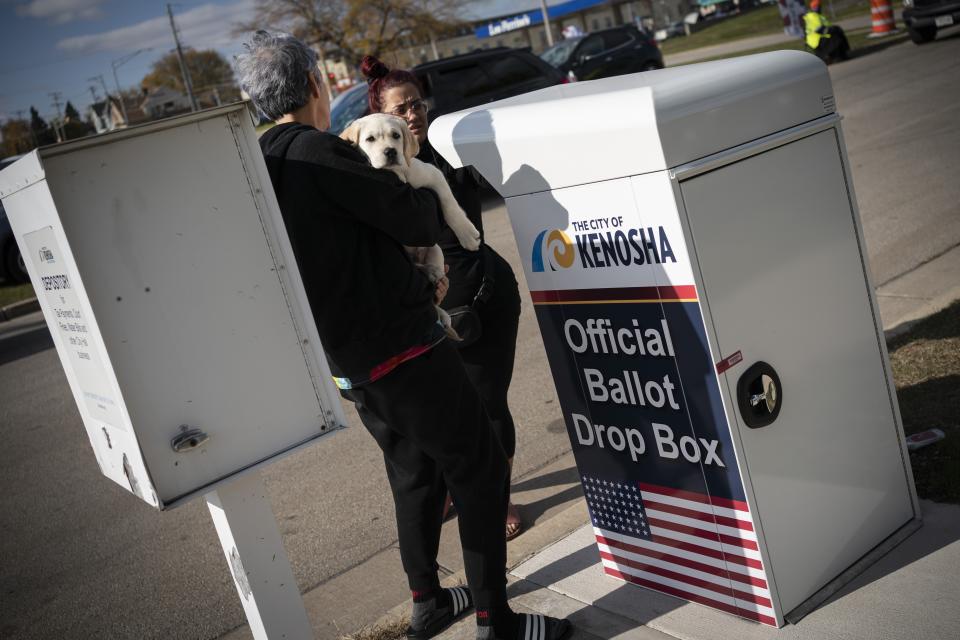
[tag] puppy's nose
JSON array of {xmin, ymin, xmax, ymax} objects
[{"xmin": 384, "ymin": 147, "xmax": 397, "ymax": 159}]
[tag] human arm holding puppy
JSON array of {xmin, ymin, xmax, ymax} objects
[{"xmin": 248, "ymin": 31, "xmax": 442, "ymax": 248}]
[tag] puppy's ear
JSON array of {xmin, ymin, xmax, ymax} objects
[
  {"xmin": 340, "ymin": 120, "xmax": 361, "ymax": 146},
  {"xmin": 402, "ymin": 123, "xmax": 420, "ymax": 164}
]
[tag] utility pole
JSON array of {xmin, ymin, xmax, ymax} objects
[
  {"xmin": 88, "ymin": 86, "xmax": 108, "ymax": 131},
  {"xmin": 539, "ymin": 0, "xmax": 554, "ymax": 47},
  {"xmin": 111, "ymin": 48, "xmax": 150, "ymax": 127},
  {"xmin": 167, "ymin": 3, "xmax": 199, "ymax": 111},
  {"xmin": 49, "ymin": 91, "xmax": 65, "ymax": 142},
  {"xmin": 89, "ymin": 74, "xmax": 113, "ymax": 129}
]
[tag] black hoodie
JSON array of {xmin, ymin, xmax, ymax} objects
[{"xmin": 259, "ymin": 122, "xmax": 443, "ymax": 384}]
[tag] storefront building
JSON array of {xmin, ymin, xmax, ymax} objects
[{"xmin": 388, "ymin": 0, "xmax": 695, "ymax": 67}]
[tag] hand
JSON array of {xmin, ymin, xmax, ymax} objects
[{"xmin": 434, "ymin": 265, "xmax": 450, "ymax": 304}]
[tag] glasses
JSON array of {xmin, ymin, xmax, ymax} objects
[{"xmin": 388, "ymin": 99, "xmax": 427, "ymax": 117}]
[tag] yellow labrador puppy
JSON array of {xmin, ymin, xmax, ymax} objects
[{"xmin": 341, "ymin": 113, "xmax": 481, "ymax": 338}]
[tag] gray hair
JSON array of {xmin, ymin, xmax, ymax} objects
[{"xmin": 236, "ymin": 30, "xmax": 322, "ymax": 121}]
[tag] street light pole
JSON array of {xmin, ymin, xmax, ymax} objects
[
  {"xmin": 539, "ymin": 0, "xmax": 554, "ymax": 47},
  {"xmin": 111, "ymin": 48, "xmax": 150, "ymax": 127}
]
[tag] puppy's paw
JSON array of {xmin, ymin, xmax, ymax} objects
[
  {"xmin": 450, "ymin": 218, "xmax": 482, "ymax": 251},
  {"xmin": 419, "ymin": 263, "xmax": 446, "ymax": 284}
]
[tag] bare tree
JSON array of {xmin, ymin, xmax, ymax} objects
[{"xmin": 235, "ymin": 0, "xmax": 467, "ymax": 64}]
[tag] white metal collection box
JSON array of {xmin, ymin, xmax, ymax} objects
[
  {"xmin": 0, "ymin": 105, "xmax": 347, "ymax": 510},
  {"xmin": 431, "ymin": 51, "xmax": 920, "ymax": 627}
]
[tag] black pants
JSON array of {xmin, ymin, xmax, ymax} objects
[
  {"xmin": 815, "ymin": 26, "xmax": 850, "ymax": 63},
  {"xmin": 343, "ymin": 340, "xmax": 510, "ymax": 610},
  {"xmin": 455, "ymin": 252, "xmax": 522, "ymax": 458}
]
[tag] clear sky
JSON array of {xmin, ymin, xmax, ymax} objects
[{"xmin": 0, "ymin": 0, "xmax": 559, "ymax": 126}]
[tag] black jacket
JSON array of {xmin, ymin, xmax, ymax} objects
[{"xmin": 259, "ymin": 123, "xmax": 443, "ymax": 382}]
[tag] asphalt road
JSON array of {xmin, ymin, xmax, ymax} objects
[{"xmin": 1, "ymin": 33, "xmax": 958, "ymax": 640}]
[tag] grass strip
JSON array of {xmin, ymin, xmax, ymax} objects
[
  {"xmin": 339, "ymin": 617, "xmax": 409, "ymax": 640},
  {"xmin": 0, "ymin": 283, "xmax": 35, "ymax": 308},
  {"xmin": 888, "ymin": 301, "xmax": 960, "ymax": 504}
]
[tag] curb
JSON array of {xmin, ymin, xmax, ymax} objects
[{"xmin": 0, "ymin": 296, "xmax": 40, "ymax": 322}]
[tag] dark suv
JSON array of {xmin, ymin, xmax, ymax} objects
[
  {"xmin": 903, "ymin": 0, "xmax": 960, "ymax": 43},
  {"xmin": 328, "ymin": 47, "xmax": 565, "ymax": 134},
  {"xmin": 539, "ymin": 24, "xmax": 663, "ymax": 82},
  {"xmin": 413, "ymin": 47, "xmax": 564, "ymax": 119}
]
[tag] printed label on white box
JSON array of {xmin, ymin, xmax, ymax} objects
[{"xmin": 24, "ymin": 226, "xmax": 125, "ymax": 431}]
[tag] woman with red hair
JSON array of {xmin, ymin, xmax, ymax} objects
[{"xmin": 358, "ymin": 55, "xmax": 567, "ymax": 640}]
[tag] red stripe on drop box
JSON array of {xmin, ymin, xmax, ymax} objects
[
  {"xmin": 596, "ymin": 535, "xmax": 768, "ymax": 589},
  {"xmin": 643, "ymin": 500, "xmax": 755, "ymax": 532},
  {"xmin": 602, "ymin": 567, "xmax": 777, "ymax": 626},
  {"xmin": 529, "ymin": 285, "xmax": 698, "ymax": 305},
  {"xmin": 639, "ymin": 482, "xmax": 751, "ymax": 513}
]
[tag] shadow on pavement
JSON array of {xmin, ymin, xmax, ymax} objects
[
  {"xmin": 819, "ymin": 500, "xmax": 960, "ymax": 614},
  {"xmin": 521, "ymin": 485, "xmax": 584, "ymax": 525},
  {"xmin": 0, "ymin": 323, "xmax": 52, "ymax": 367},
  {"xmin": 513, "ymin": 465, "xmax": 580, "ymax": 494}
]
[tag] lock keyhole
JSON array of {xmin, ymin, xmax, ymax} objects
[{"xmin": 736, "ymin": 362, "xmax": 782, "ymax": 429}]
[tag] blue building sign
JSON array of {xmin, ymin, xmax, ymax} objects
[{"xmin": 475, "ymin": 0, "xmax": 608, "ymax": 38}]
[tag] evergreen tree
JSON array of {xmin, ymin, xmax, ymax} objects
[
  {"xmin": 29, "ymin": 106, "xmax": 57, "ymax": 145},
  {"xmin": 64, "ymin": 101, "xmax": 81, "ymax": 121}
]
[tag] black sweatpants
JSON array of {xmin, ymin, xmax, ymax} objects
[{"xmin": 343, "ymin": 340, "xmax": 510, "ymax": 610}]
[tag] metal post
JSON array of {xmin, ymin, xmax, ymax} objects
[
  {"xmin": 539, "ymin": 0, "xmax": 554, "ymax": 47},
  {"xmin": 205, "ymin": 471, "xmax": 313, "ymax": 640},
  {"xmin": 167, "ymin": 4, "xmax": 199, "ymax": 111},
  {"xmin": 111, "ymin": 64, "xmax": 129, "ymax": 126},
  {"xmin": 111, "ymin": 49, "xmax": 149, "ymax": 127}
]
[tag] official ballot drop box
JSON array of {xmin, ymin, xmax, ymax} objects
[
  {"xmin": 430, "ymin": 51, "xmax": 920, "ymax": 627},
  {"xmin": 0, "ymin": 104, "xmax": 347, "ymax": 510}
]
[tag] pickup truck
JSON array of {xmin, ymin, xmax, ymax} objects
[{"xmin": 903, "ymin": 0, "xmax": 960, "ymax": 42}]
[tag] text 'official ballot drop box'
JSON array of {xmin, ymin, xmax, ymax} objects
[
  {"xmin": 430, "ymin": 51, "xmax": 920, "ymax": 627},
  {"xmin": 0, "ymin": 104, "xmax": 347, "ymax": 510}
]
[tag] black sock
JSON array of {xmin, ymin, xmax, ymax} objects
[
  {"xmin": 475, "ymin": 607, "xmax": 519, "ymax": 640},
  {"xmin": 410, "ymin": 586, "xmax": 472, "ymax": 632},
  {"xmin": 412, "ymin": 587, "xmax": 442, "ymax": 604}
]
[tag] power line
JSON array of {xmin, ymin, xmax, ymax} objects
[{"xmin": 0, "ymin": 49, "xmax": 119, "ymax": 77}]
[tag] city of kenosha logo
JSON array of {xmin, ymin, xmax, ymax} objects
[
  {"xmin": 532, "ymin": 229, "xmax": 575, "ymax": 272},
  {"xmin": 532, "ymin": 223, "xmax": 677, "ymax": 273}
]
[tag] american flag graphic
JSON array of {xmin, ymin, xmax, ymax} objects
[{"xmin": 582, "ymin": 475, "xmax": 776, "ymax": 626}]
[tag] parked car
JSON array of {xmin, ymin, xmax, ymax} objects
[
  {"xmin": 654, "ymin": 21, "xmax": 687, "ymax": 42},
  {"xmin": 539, "ymin": 24, "xmax": 664, "ymax": 82},
  {"xmin": 329, "ymin": 47, "xmax": 565, "ymax": 134},
  {"xmin": 413, "ymin": 47, "xmax": 565, "ymax": 119},
  {"xmin": 0, "ymin": 155, "xmax": 29, "ymax": 284},
  {"xmin": 328, "ymin": 83, "xmax": 369, "ymax": 135},
  {"xmin": 903, "ymin": 0, "xmax": 959, "ymax": 43}
]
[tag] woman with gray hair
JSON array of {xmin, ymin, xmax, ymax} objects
[{"xmin": 237, "ymin": 31, "xmax": 569, "ymax": 640}]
